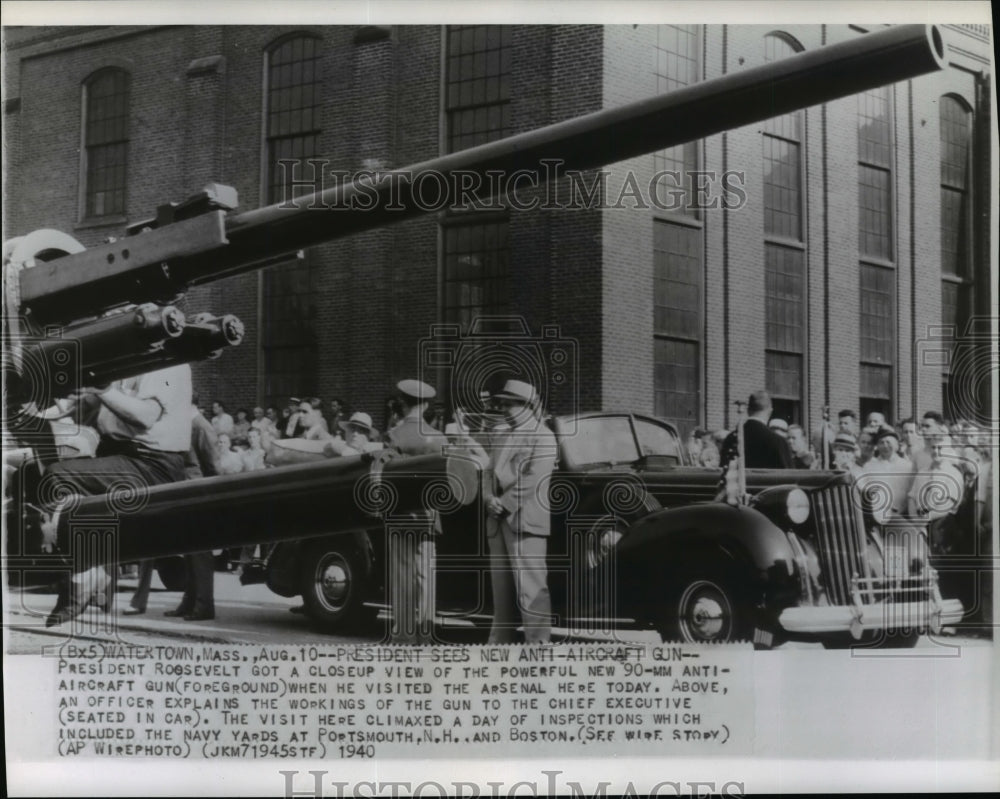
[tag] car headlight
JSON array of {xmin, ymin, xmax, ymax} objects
[{"xmin": 786, "ymin": 488, "xmax": 810, "ymax": 525}]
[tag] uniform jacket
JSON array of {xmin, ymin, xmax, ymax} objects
[
  {"xmin": 387, "ymin": 414, "xmax": 448, "ymax": 456},
  {"xmin": 489, "ymin": 421, "xmax": 558, "ymax": 537}
]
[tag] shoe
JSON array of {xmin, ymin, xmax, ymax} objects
[
  {"xmin": 123, "ymin": 607, "xmax": 145, "ymax": 616},
  {"xmin": 183, "ymin": 611, "xmax": 215, "ymax": 621},
  {"xmin": 164, "ymin": 608, "xmax": 191, "ymax": 617},
  {"xmin": 45, "ymin": 579, "xmax": 95, "ymax": 627}
]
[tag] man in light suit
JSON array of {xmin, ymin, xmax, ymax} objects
[
  {"xmin": 385, "ymin": 379, "xmax": 448, "ymax": 644},
  {"xmin": 485, "ymin": 380, "xmax": 557, "ymax": 644}
]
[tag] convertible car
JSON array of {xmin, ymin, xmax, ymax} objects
[{"xmin": 253, "ymin": 412, "xmax": 963, "ymax": 648}]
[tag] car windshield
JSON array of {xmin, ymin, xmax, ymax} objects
[
  {"xmin": 560, "ymin": 416, "xmax": 639, "ymax": 467},
  {"xmin": 633, "ymin": 418, "xmax": 684, "ymax": 463}
]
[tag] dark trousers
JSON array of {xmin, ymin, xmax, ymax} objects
[
  {"xmin": 45, "ymin": 445, "xmax": 187, "ymax": 600},
  {"xmin": 175, "ymin": 552, "xmax": 215, "ymax": 615},
  {"xmin": 130, "ymin": 560, "xmax": 155, "ymax": 611}
]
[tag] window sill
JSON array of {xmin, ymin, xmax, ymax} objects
[{"xmin": 75, "ymin": 215, "xmax": 128, "ymax": 231}]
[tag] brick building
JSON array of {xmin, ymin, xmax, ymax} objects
[{"xmin": 3, "ymin": 24, "xmax": 994, "ymax": 436}]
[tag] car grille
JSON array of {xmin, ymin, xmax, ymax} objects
[{"xmin": 811, "ymin": 483, "xmax": 870, "ymax": 605}]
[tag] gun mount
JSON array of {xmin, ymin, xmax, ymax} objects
[{"xmin": 3, "ymin": 25, "xmax": 948, "ymax": 579}]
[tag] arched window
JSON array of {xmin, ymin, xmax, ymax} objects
[
  {"xmin": 939, "ymin": 95, "xmax": 974, "ymax": 418},
  {"xmin": 260, "ymin": 34, "xmax": 322, "ymax": 405},
  {"xmin": 82, "ymin": 68, "xmax": 130, "ymax": 218},
  {"xmin": 762, "ymin": 33, "xmax": 806, "ymax": 425}
]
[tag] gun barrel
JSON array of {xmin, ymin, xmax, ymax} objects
[
  {"xmin": 204, "ymin": 24, "xmax": 944, "ymax": 278},
  {"xmin": 14, "ymin": 24, "xmax": 945, "ymax": 316}
]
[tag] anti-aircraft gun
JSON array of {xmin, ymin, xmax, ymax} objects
[{"xmin": 3, "ymin": 26, "xmax": 951, "ymax": 632}]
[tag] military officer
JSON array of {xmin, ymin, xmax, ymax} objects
[{"xmin": 385, "ymin": 379, "xmax": 447, "ymax": 644}]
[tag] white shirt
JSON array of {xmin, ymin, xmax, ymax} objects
[{"xmin": 97, "ymin": 365, "xmax": 192, "ymax": 453}]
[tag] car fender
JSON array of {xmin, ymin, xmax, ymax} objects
[{"xmin": 615, "ymin": 502, "xmax": 796, "ymax": 582}]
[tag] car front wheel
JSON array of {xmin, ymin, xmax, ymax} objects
[
  {"xmin": 298, "ymin": 539, "xmax": 376, "ymax": 633},
  {"xmin": 658, "ymin": 569, "xmax": 754, "ymax": 645}
]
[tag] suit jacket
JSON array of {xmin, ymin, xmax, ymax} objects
[
  {"xmin": 489, "ymin": 423, "xmax": 558, "ymax": 537},
  {"xmin": 723, "ymin": 418, "xmax": 793, "ymax": 470}
]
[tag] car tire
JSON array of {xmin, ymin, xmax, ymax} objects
[
  {"xmin": 298, "ymin": 539, "xmax": 376, "ymax": 633},
  {"xmin": 155, "ymin": 557, "xmax": 186, "ymax": 591},
  {"xmin": 658, "ymin": 566, "xmax": 754, "ymax": 645}
]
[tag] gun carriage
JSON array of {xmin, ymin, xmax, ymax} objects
[{"xmin": 3, "ymin": 25, "xmax": 963, "ymax": 645}]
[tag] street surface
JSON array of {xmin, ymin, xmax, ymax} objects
[{"xmin": 4, "ymin": 570, "xmax": 989, "ymax": 654}]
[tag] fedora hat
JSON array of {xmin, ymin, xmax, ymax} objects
[
  {"xmin": 339, "ymin": 411, "xmax": 374, "ymax": 434},
  {"xmin": 396, "ymin": 379, "xmax": 436, "ymax": 402},
  {"xmin": 873, "ymin": 425, "xmax": 899, "ymax": 446},
  {"xmin": 768, "ymin": 418, "xmax": 789, "ymax": 432},
  {"xmin": 493, "ymin": 379, "xmax": 537, "ymax": 405}
]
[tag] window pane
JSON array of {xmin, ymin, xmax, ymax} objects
[
  {"xmin": 443, "ymin": 221, "xmax": 510, "ymax": 331},
  {"xmin": 860, "ymin": 263, "xmax": 894, "ymax": 364},
  {"xmin": 266, "ymin": 35, "xmax": 322, "ymax": 205},
  {"xmin": 446, "ymin": 25, "xmax": 511, "ymax": 152},
  {"xmin": 653, "ymin": 25, "xmax": 700, "ymax": 216},
  {"xmin": 762, "ymin": 35, "xmax": 802, "ymax": 140},
  {"xmin": 858, "ymin": 87, "xmax": 891, "ymax": 168},
  {"xmin": 84, "ymin": 69, "xmax": 129, "ymax": 216},
  {"xmin": 858, "ymin": 164, "xmax": 892, "ymax": 260},
  {"xmin": 263, "ymin": 36, "xmax": 322, "ymax": 406},
  {"xmin": 766, "ymin": 351, "xmax": 802, "ymax": 402},
  {"xmin": 653, "ymin": 221, "xmax": 703, "ymax": 338},
  {"xmin": 764, "ymin": 244, "xmax": 804, "ymax": 352},
  {"xmin": 654, "ymin": 337, "xmax": 699, "ymax": 436},
  {"xmin": 763, "ymin": 136, "xmax": 801, "ymax": 239},
  {"xmin": 939, "ymin": 97, "xmax": 972, "ymax": 279}
]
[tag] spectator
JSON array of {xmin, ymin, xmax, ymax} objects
[
  {"xmin": 300, "ymin": 399, "xmax": 331, "ymax": 441},
  {"xmin": 685, "ymin": 429, "xmax": 705, "ymax": 463},
  {"xmin": 856, "ymin": 429, "xmax": 875, "ymax": 469},
  {"xmin": 211, "ymin": 400, "xmax": 234, "ymax": 436},
  {"xmin": 241, "ymin": 428, "xmax": 268, "ymax": 471},
  {"xmin": 41, "ymin": 365, "xmax": 192, "ymax": 626},
  {"xmin": 339, "ymin": 412, "xmax": 384, "ymax": 454},
  {"xmin": 125, "ymin": 388, "xmax": 218, "ymax": 618},
  {"xmin": 857, "ymin": 427, "xmax": 911, "ymax": 521},
  {"xmin": 831, "ymin": 432, "xmax": 862, "ymax": 477},
  {"xmin": 908, "ymin": 437, "xmax": 964, "ymax": 521},
  {"xmin": 231, "ymin": 408, "xmax": 251, "ymax": 446},
  {"xmin": 787, "ymin": 424, "xmax": 816, "ymax": 469},
  {"xmin": 283, "ymin": 398, "xmax": 307, "ymax": 438},
  {"xmin": 898, "ymin": 417, "xmax": 923, "ymax": 461},
  {"xmin": 865, "ymin": 411, "xmax": 887, "ymax": 434},
  {"xmin": 216, "ymin": 433, "xmax": 244, "ymax": 474},
  {"xmin": 768, "ymin": 418, "xmax": 789, "ymax": 439},
  {"xmin": 838, "ymin": 409, "xmax": 859, "ymax": 437},
  {"xmin": 251, "ymin": 406, "xmax": 277, "ymax": 444},
  {"xmin": 698, "ymin": 435, "xmax": 720, "ymax": 468}
]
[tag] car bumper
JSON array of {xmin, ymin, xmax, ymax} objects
[{"xmin": 778, "ymin": 597, "xmax": 965, "ymax": 635}]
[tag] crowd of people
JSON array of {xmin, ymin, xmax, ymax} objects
[{"xmin": 702, "ymin": 391, "xmax": 993, "ymax": 539}]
